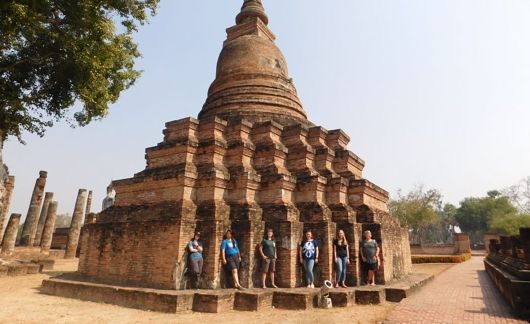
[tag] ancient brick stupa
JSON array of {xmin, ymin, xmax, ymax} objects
[{"xmin": 79, "ymin": 0, "xmax": 412, "ymax": 290}]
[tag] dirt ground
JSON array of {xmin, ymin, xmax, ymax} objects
[{"xmin": 0, "ymin": 260, "xmax": 453, "ymax": 324}]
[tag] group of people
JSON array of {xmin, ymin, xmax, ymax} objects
[{"xmin": 186, "ymin": 228, "xmax": 380, "ymax": 290}]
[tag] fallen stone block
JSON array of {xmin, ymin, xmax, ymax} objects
[{"xmin": 7, "ymin": 264, "xmax": 28, "ymax": 276}]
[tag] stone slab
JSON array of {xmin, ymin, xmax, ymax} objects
[
  {"xmin": 354, "ymin": 286, "xmax": 386, "ymax": 304},
  {"xmin": 41, "ymin": 278, "xmax": 194, "ymax": 313},
  {"xmin": 272, "ymin": 289, "xmax": 319, "ymax": 310},
  {"xmin": 7, "ymin": 264, "xmax": 28, "ymax": 276},
  {"xmin": 328, "ymin": 289, "xmax": 355, "ymax": 307},
  {"xmin": 32, "ymin": 259, "xmax": 55, "ymax": 270},
  {"xmin": 234, "ymin": 289, "xmax": 274, "ymax": 311},
  {"xmin": 25, "ymin": 263, "xmax": 41, "ymax": 274},
  {"xmin": 192, "ymin": 291, "xmax": 235, "ymax": 313},
  {"xmin": 385, "ymin": 273, "xmax": 434, "ymax": 302}
]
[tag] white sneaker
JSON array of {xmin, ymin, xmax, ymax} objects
[
  {"xmin": 307, "ymin": 285, "xmax": 311, "ymax": 288},
  {"xmin": 310, "ymin": 283, "xmax": 315, "ymax": 288}
]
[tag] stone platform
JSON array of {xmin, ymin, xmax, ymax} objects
[
  {"xmin": 0, "ymin": 259, "xmax": 54, "ymax": 277},
  {"xmin": 40, "ymin": 273, "xmax": 433, "ymax": 314}
]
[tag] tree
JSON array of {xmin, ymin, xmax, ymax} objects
[
  {"xmin": 0, "ymin": 0, "xmax": 159, "ymax": 159},
  {"xmin": 503, "ymin": 176, "xmax": 530, "ymax": 214},
  {"xmin": 455, "ymin": 190, "xmax": 519, "ymax": 243},
  {"xmin": 489, "ymin": 213, "xmax": 530, "ymax": 236},
  {"xmin": 389, "ymin": 186, "xmax": 443, "ymax": 244}
]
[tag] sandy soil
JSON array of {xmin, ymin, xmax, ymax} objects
[{"xmin": 0, "ymin": 261, "xmax": 454, "ymax": 324}]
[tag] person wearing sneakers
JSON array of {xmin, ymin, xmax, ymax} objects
[
  {"xmin": 259, "ymin": 228, "xmax": 278, "ymax": 289},
  {"xmin": 333, "ymin": 229, "xmax": 350, "ymax": 288},
  {"xmin": 361, "ymin": 230, "xmax": 380, "ymax": 285},
  {"xmin": 221, "ymin": 230, "xmax": 244, "ymax": 290},
  {"xmin": 300, "ymin": 230, "xmax": 319, "ymax": 288}
]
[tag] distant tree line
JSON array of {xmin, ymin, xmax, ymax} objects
[{"xmin": 390, "ymin": 177, "xmax": 530, "ymax": 244}]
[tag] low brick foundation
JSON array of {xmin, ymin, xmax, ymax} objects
[
  {"xmin": 40, "ymin": 272, "xmax": 433, "ymax": 313},
  {"xmin": 484, "ymin": 257, "xmax": 530, "ymax": 318}
]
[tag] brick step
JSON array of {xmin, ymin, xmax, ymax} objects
[
  {"xmin": 40, "ymin": 274, "xmax": 432, "ymax": 313},
  {"xmin": 384, "ymin": 273, "xmax": 434, "ymax": 302}
]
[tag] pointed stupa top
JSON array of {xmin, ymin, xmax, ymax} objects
[
  {"xmin": 236, "ymin": 0, "xmax": 269, "ymax": 25},
  {"xmin": 199, "ymin": 0, "xmax": 308, "ymax": 126}
]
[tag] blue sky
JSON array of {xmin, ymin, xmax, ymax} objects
[{"xmin": 5, "ymin": 0, "xmax": 530, "ymax": 218}]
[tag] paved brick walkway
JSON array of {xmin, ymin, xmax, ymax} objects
[{"xmin": 385, "ymin": 256, "xmax": 527, "ymax": 323}]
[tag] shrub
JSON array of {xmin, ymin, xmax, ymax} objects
[{"xmin": 412, "ymin": 253, "xmax": 472, "ymax": 264}]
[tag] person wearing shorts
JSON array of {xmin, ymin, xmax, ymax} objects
[
  {"xmin": 361, "ymin": 230, "xmax": 380, "ymax": 285},
  {"xmin": 221, "ymin": 230, "xmax": 244, "ymax": 289},
  {"xmin": 259, "ymin": 228, "xmax": 278, "ymax": 288}
]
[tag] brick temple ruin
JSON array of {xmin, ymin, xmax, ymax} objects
[{"xmin": 71, "ymin": 0, "xmax": 412, "ymax": 291}]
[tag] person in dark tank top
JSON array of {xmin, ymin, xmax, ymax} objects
[{"xmin": 333, "ymin": 229, "xmax": 350, "ymax": 288}]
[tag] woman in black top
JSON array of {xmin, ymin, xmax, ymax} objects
[{"xmin": 333, "ymin": 229, "xmax": 350, "ymax": 288}]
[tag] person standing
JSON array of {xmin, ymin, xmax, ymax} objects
[
  {"xmin": 300, "ymin": 230, "xmax": 319, "ymax": 288},
  {"xmin": 333, "ymin": 229, "xmax": 350, "ymax": 288},
  {"xmin": 221, "ymin": 229, "xmax": 244, "ymax": 290},
  {"xmin": 188, "ymin": 230, "xmax": 204, "ymax": 289},
  {"xmin": 360, "ymin": 230, "xmax": 380, "ymax": 285},
  {"xmin": 259, "ymin": 228, "xmax": 278, "ymax": 288}
]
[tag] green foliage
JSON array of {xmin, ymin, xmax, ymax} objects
[
  {"xmin": 0, "ymin": 0, "xmax": 159, "ymax": 142},
  {"xmin": 389, "ymin": 186, "xmax": 444, "ymax": 244},
  {"xmin": 454, "ymin": 192, "xmax": 519, "ymax": 242},
  {"xmin": 489, "ymin": 213, "xmax": 530, "ymax": 236}
]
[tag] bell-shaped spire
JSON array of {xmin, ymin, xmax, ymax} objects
[{"xmin": 236, "ymin": 0, "xmax": 269, "ymax": 25}]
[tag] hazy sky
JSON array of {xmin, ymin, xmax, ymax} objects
[{"xmin": 5, "ymin": 0, "xmax": 530, "ymax": 219}]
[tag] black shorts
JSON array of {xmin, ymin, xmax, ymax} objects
[
  {"xmin": 226, "ymin": 254, "xmax": 240, "ymax": 271},
  {"xmin": 365, "ymin": 262, "xmax": 378, "ymax": 271}
]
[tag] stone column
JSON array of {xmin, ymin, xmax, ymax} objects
[
  {"xmin": 34, "ymin": 192, "xmax": 54, "ymax": 246},
  {"xmin": 1, "ymin": 213, "xmax": 21, "ymax": 255},
  {"xmin": 520, "ymin": 228, "xmax": 530, "ymax": 263},
  {"xmin": 40, "ymin": 201, "xmax": 58, "ymax": 253},
  {"xmin": 84, "ymin": 191, "xmax": 93, "ymax": 223},
  {"xmin": 65, "ymin": 189, "xmax": 88, "ymax": 258},
  {"xmin": 20, "ymin": 171, "xmax": 48, "ymax": 246},
  {"xmin": 0, "ymin": 176, "xmax": 15, "ymax": 244}
]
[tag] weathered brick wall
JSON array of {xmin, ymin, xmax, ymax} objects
[{"xmin": 78, "ymin": 116, "xmax": 411, "ymax": 289}]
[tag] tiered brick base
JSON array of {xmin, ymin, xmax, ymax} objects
[{"xmin": 40, "ymin": 273, "xmax": 432, "ymax": 313}]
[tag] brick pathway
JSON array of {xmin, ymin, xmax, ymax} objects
[{"xmin": 385, "ymin": 256, "xmax": 527, "ymax": 323}]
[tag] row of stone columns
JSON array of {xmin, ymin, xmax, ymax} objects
[{"xmin": 0, "ymin": 170, "xmax": 92, "ymax": 258}]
